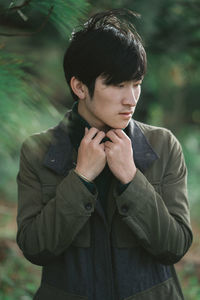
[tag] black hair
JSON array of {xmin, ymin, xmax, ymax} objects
[{"xmin": 63, "ymin": 9, "xmax": 147, "ymax": 101}]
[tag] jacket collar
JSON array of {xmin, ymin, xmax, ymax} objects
[
  {"xmin": 43, "ymin": 114, "xmax": 75, "ymax": 176},
  {"xmin": 127, "ymin": 120, "xmax": 159, "ymax": 172},
  {"xmin": 43, "ymin": 116, "xmax": 159, "ymax": 175}
]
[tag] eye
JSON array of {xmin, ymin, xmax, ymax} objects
[
  {"xmin": 116, "ymin": 83, "xmax": 125, "ymax": 88},
  {"xmin": 133, "ymin": 81, "xmax": 142, "ymax": 87}
]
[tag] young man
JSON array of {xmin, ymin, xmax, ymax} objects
[{"xmin": 17, "ymin": 9, "xmax": 192, "ymax": 300}]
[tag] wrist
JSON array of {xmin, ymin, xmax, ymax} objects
[
  {"xmin": 74, "ymin": 168, "xmax": 94, "ymax": 183},
  {"xmin": 120, "ymin": 167, "xmax": 137, "ymax": 184}
]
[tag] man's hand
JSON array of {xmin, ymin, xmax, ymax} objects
[
  {"xmin": 105, "ymin": 129, "xmax": 136, "ymax": 184},
  {"xmin": 75, "ymin": 127, "xmax": 106, "ymax": 181}
]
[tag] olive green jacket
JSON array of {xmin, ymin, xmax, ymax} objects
[{"xmin": 17, "ymin": 115, "xmax": 192, "ymax": 300}]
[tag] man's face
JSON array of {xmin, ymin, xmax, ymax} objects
[{"xmin": 78, "ymin": 75, "xmax": 142, "ymax": 131}]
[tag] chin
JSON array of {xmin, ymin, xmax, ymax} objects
[
  {"xmin": 110, "ymin": 123, "xmax": 129, "ymax": 130},
  {"xmin": 106, "ymin": 118, "xmax": 131, "ymax": 130},
  {"xmin": 119, "ymin": 120, "xmax": 131, "ymax": 129}
]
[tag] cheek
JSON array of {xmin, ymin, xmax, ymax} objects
[
  {"xmin": 136, "ymin": 87, "xmax": 141, "ymax": 100},
  {"xmin": 95, "ymin": 95, "xmax": 115, "ymax": 115}
]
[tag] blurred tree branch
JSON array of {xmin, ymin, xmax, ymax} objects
[
  {"xmin": 0, "ymin": 0, "xmax": 32, "ymax": 16},
  {"xmin": 0, "ymin": 5, "xmax": 54, "ymax": 37},
  {"xmin": 8, "ymin": 0, "xmax": 33, "ymax": 11}
]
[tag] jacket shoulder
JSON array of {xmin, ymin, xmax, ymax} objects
[
  {"xmin": 134, "ymin": 120, "xmax": 182, "ymax": 154},
  {"xmin": 135, "ymin": 120, "xmax": 171, "ymax": 135},
  {"xmin": 20, "ymin": 126, "xmax": 58, "ymax": 163}
]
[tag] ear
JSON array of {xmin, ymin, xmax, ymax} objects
[{"xmin": 70, "ymin": 76, "xmax": 88, "ymax": 100}]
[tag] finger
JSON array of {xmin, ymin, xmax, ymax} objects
[
  {"xmin": 99, "ymin": 143, "xmax": 105, "ymax": 151},
  {"xmin": 84, "ymin": 127, "xmax": 89, "ymax": 135},
  {"xmin": 114, "ymin": 129, "xmax": 128, "ymax": 140},
  {"xmin": 93, "ymin": 131, "xmax": 106, "ymax": 145},
  {"xmin": 84, "ymin": 127, "xmax": 99, "ymax": 141},
  {"xmin": 104, "ymin": 141, "xmax": 113, "ymax": 149},
  {"xmin": 105, "ymin": 147, "xmax": 113, "ymax": 157},
  {"xmin": 106, "ymin": 130, "xmax": 120, "ymax": 143}
]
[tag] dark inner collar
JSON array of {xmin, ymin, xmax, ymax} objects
[{"xmin": 67, "ymin": 101, "xmax": 91, "ymax": 151}]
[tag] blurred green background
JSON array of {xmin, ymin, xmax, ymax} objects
[{"xmin": 0, "ymin": 0, "xmax": 200, "ymax": 299}]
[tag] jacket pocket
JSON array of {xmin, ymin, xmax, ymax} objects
[
  {"xmin": 34, "ymin": 283, "xmax": 88, "ymax": 300},
  {"xmin": 112, "ymin": 182, "xmax": 161, "ymax": 248},
  {"xmin": 123, "ymin": 278, "xmax": 183, "ymax": 300}
]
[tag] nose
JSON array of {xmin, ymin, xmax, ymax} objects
[{"xmin": 122, "ymin": 87, "xmax": 138, "ymax": 106}]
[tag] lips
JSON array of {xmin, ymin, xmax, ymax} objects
[
  {"xmin": 119, "ymin": 112, "xmax": 133, "ymax": 115},
  {"xmin": 119, "ymin": 112, "xmax": 133, "ymax": 120}
]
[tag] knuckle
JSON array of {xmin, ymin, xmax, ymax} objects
[
  {"xmin": 90, "ymin": 141, "xmax": 95, "ymax": 149},
  {"xmin": 124, "ymin": 135, "xmax": 130, "ymax": 142},
  {"xmin": 127, "ymin": 138, "xmax": 131, "ymax": 145},
  {"xmin": 97, "ymin": 132, "xmax": 104, "ymax": 138},
  {"xmin": 92, "ymin": 127, "xmax": 98, "ymax": 133},
  {"xmin": 81, "ymin": 138, "xmax": 87, "ymax": 146},
  {"xmin": 91, "ymin": 141, "xmax": 97, "ymax": 149}
]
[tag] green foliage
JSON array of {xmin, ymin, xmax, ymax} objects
[
  {"xmin": 184, "ymin": 277, "xmax": 200, "ymax": 300},
  {"xmin": 0, "ymin": 244, "xmax": 41, "ymax": 300},
  {"xmin": 0, "ymin": 49, "xmax": 62, "ymax": 153},
  {"xmin": 28, "ymin": 0, "xmax": 89, "ymax": 37},
  {"xmin": 179, "ymin": 127, "xmax": 200, "ymax": 222},
  {"xmin": 0, "ymin": 0, "xmax": 90, "ymax": 201},
  {"xmin": 0, "ymin": 50, "xmax": 62, "ymax": 201},
  {"xmin": 1, "ymin": 0, "xmax": 89, "ymax": 37},
  {"xmin": 0, "ymin": 51, "xmax": 37, "ymax": 148},
  {"xmin": 178, "ymin": 264, "xmax": 200, "ymax": 300}
]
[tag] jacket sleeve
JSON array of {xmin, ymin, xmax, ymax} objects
[
  {"xmin": 115, "ymin": 131, "xmax": 193, "ymax": 265},
  {"xmin": 16, "ymin": 139, "xmax": 97, "ymax": 266}
]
